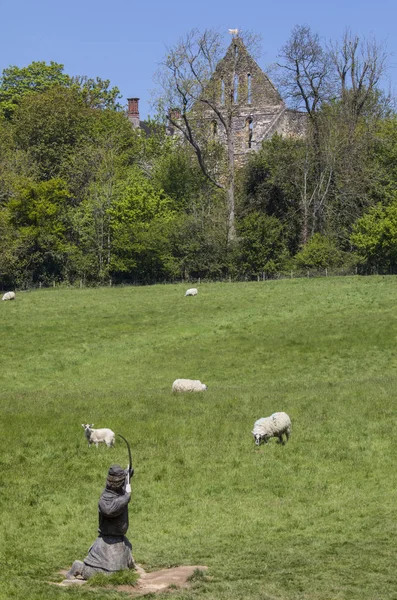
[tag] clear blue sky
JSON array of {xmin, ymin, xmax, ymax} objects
[{"xmin": 1, "ymin": 0, "xmax": 396, "ymax": 120}]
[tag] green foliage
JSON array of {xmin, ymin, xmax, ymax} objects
[
  {"xmin": 0, "ymin": 61, "xmax": 70, "ymax": 119},
  {"xmin": 0, "ymin": 62, "xmax": 123, "ymax": 120},
  {"xmin": 152, "ymin": 144, "xmax": 209, "ymax": 210},
  {"xmin": 12, "ymin": 86, "xmax": 91, "ymax": 180},
  {"xmin": 351, "ymin": 197, "xmax": 397, "ymax": 270},
  {"xmin": 236, "ymin": 211, "xmax": 289, "ymax": 275},
  {"xmin": 109, "ymin": 169, "xmax": 178, "ymax": 281},
  {"xmin": 294, "ymin": 233, "xmax": 345, "ymax": 270},
  {"xmin": 239, "ymin": 136, "xmax": 308, "ymax": 254},
  {"xmin": 71, "ymin": 75, "xmax": 122, "ymax": 110},
  {"xmin": 371, "ymin": 117, "xmax": 397, "ymax": 203},
  {"xmin": 5, "ymin": 178, "xmax": 72, "ymax": 285}
]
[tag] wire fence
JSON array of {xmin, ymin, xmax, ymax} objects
[{"xmin": 3, "ymin": 264, "xmax": 394, "ymax": 292}]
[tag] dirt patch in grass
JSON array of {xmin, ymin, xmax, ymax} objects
[{"xmin": 55, "ymin": 565, "xmax": 208, "ymax": 596}]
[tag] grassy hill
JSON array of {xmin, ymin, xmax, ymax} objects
[{"xmin": 1, "ymin": 276, "xmax": 396, "ymax": 600}]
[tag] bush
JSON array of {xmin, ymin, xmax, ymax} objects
[{"xmin": 294, "ymin": 234, "xmax": 345, "ymax": 270}]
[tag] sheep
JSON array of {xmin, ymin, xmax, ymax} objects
[
  {"xmin": 2, "ymin": 291, "xmax": 16, "ymax": 301},
  {"xmin": 185, "ymin": 288, "xmax": 198, "ymax": 296},
  {"xmin": 252, "ymin": 412, "xmax": 291, "ymax": 446},
  {"xmin": 82, "ymin": 424, "xmax": 115, "ymax": 448},
  {"xmin": 172, "ymin": 379, "xmax": 208, "ymax": 393}
]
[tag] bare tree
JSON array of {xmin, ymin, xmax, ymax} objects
[
  {"xmin": 273, "ymin": 25, "xmax": 390, "ymax": 242},
  {"xmin": 274, "ymin": 25, "xmax": 334, "ymax": 125},
  {"xmin": 329, "ymin": 30, "xmax": 390, "ymax": 122},
  {"xmin": 154, "ymin": 28, "xmax": 261, "ymax": 243}
]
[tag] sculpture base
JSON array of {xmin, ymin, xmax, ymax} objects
[{"xmin": 55, "ymin": 564, "xmax": 208, "ymax": 596}]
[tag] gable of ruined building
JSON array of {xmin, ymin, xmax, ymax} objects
[{"xmin": 212, "ymin": 38, "xmax": 284, "ymax": 110}]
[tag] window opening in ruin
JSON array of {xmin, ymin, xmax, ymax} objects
[
  {"xmin": 246, "ymin": 117, "xmax": 253, "ymax": 148},
  {"xmin": 234, "ymin": 44, "xmax": 238, "ymax": 58},
  {"xmin": 221, "ymin": 79, "xmax": 225, "ymax": 105},
  {"xmin": 211, "ymin": 120, "xmax": 217, "ymax": 136},
  {"xmin": 234, "ymin": 75, "xmax": 238, "ymax": 103},
  {"xmin": 247, "ymin": 74, "xmax": 252, "ymax": 104}
]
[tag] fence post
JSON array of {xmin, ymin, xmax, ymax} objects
[
  {"xmin": 307, "ymin": 271, "xmax": 310, "ymax": 278},
  {"xmin": 325, "ymin": 268, "xmax": 328, "ymax": 277},
  {"xmin": 290, "ymin": 271, "xmax": 293, "ymax": 279}
]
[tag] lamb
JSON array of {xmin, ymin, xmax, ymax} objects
[
  {"xmin": 172, "ymin": 379, "xmax": 208, "ymax": 393},
  {"xmin": 82, "ymin": 424, "xmax": 115, "ymax": 448},
  {"xmin": 2, "ymin": 291, "xmax": 16, "ymax": 301},
  {"xmin": 185, "ymin": 288, "xmax": 198, "ymax": 296},
  {"xmin": 252, "ymin": 412, "xmax": 292, "ymax": 446}
]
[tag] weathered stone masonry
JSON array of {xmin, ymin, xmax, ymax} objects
[{"xmin": 206, "ymin": 36, "xmax": 306, "ymax": 165}]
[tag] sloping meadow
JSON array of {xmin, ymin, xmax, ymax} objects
[{"xmin": 0, "ymin": 277, "xmax": 396, "ymax": 600}]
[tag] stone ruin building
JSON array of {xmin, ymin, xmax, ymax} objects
[
  {"xmin": 127, "ymin": 34, "xmax": 306, "ymax": 164},
  {"xmin": 206, "ymin": 35, "xmax": 307, "ymax": 164}
]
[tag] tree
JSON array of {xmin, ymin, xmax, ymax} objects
[
  {"xmin": 275, "ymin": 25, "xmax": 333, "ymax": 126},
  {"xmin": 0, "ymin": 61, "xmax": 123, "ymax": 120},
  {"xmin": 109, "ymin": 168, "xmax": 178, "ymax": 282},
  {"xmin": 11, "ymin": 86, "xmax": 92, "ymax": 181},
  {"xmin": 70, "ymin": 76, "xmax": 122, "ymax": 110},
  {"xmin": 5, "ymin": 178, "xmax": 72, "ymax": 285},
  {"xmin": 236, "ymin": 212, "xmax": 289, "ymax": 277},
  {"xmin": 154, "ymin": 28, "xmax": 261, "ymax": 243},
  {"xmin": 0, "ymin": 61, "xmax": 70, "ymax": 119},
  {"xmin": 329, "ymin": 30, "xmax": 389, "ymax": 124},
  {"xmin": 272, "ymin": 26, "xmax": 390, "ymax": 246},
  {"xmin": 351, "ymin": 197, "xmax": 397, "ymax": 272},
  {"xmin": 294, "ymin": 233, "xmax": 344, "ymax": 270}
]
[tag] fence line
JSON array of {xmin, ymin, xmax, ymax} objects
[{"xmin": 3, "ymin": 265, "xmax": 394, "ymax": 292}]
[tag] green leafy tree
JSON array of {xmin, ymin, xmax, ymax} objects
[
  {"xmin": 6, "ymin": 178, "xmax": 72, "ymax": 284},
  {"xmin": 236, "ymin": 212, "xmax": 289, "ymax": 276},
  {"xmin": 71, "ymin": 75, "xmax": 122, "ymax": 110},
  {"xmin": 109, "ymin": 169, "xmax": 178, "ymax": 282},
  {"xmin": 0, "ymin": 61, "xmax": 70, "ymax": 119},
  {"xmin": 12, "ymin": 86, "xmax": 91, "ymax": 180},
  {"xmin": 351, "ymin": 198, "xmax": 397, "ymax": 271},
  {"xmin": 294, "ymin": 233, "xmax": 344, "ymax": 270}
]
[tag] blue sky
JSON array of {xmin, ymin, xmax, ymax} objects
[{"xmin": 1, "ymin": 0, "xmax": 396, "ymax": 120}]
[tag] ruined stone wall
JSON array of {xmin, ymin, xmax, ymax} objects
[
  {"xmin": 201, "ymin": 38, "xmax": 306, "ymax": 164},
  {"xmin": 168, "ymin": 38, "xmax": 307, "ymax": 164}
]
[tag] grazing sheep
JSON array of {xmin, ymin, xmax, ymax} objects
[
  {"xmin": 2, "ymin": 291, "xmax": 16, "ymax": 301},
  {"xmin": 82, "ymin": 424, "xmax": 115, "ymax": 448},
  {"xmin": 185, "ymin": 288, "xmax": 198, "ymax": 296},
  {"xmin": 172, "ymin": 379, "xmax": 208, "ymax": 393},
  {"xmin": 252, "ymin": 412, "xmax": 292, "ymax": 446}
]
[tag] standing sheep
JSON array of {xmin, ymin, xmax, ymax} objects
[
  {"xmin": 82, "ymin": 424, "xmax": 115, "ymax": 448},
  {"xmin": 172, "ymin": 379, "xmax": 208, "ymax": 393},
  {"xmin": 185, "ymin": 288, "xmax": 198, "ymax": 296},
  {"xmin": 252, "ymin": 412, "xmax": 292, "ymax": 445},
  {"xmin": 2, "ymin": 291, "xmax": 16, "ymax": 301}
]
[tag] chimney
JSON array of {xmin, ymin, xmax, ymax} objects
[{"xmin": 127, "ymin": 98, "xmax": 140, "ymax": 128}]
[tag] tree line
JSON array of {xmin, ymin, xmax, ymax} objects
[{"xmin": 1, "ymin": 27, "xmax": 397, "ymax": 289}]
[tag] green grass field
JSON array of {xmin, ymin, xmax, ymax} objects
[{"xmin": 1, "ymin": 276, "xmax": 397, "ymax": 600}]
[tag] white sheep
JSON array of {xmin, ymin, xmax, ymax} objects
[
  {"xmin": 82, "ymin": 424, "xmax": 115, "ymax": 448},
  {"xmin": 172, "ymin": 379, "xmax": 208, "ymax": 393},
  {"xmin": 185, "ymin": 288, "xmax": 198, "ymax": 296},
  {"xmin": 2, "ymin": 291, "xmax": 16, "ymax": 301},
  {"xmin": 252, "ymin": 412, "xmax": 292, "ymax": 446}
]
